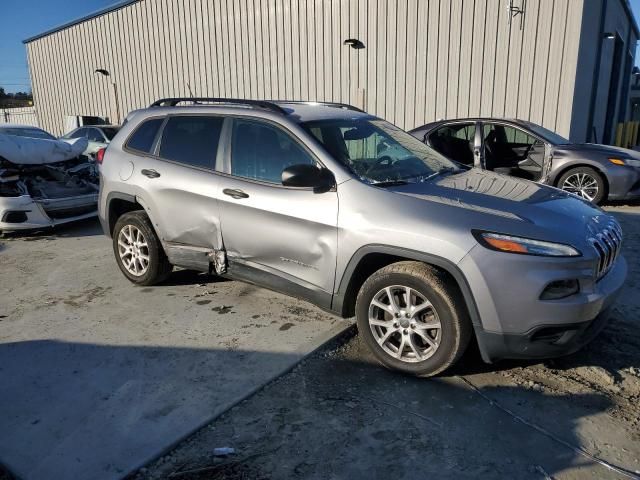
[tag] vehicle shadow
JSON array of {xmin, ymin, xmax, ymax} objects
[
  {"xmin": 0, "ymin": 338, "xmax": 633, "ymax": 480},
  {"xmin": 1, "ymin": 217, "xmax": 102, "ymax": 240},
  {"xmin": 154, "ymin": 269, "xmax": 232, "ymax": 287}
]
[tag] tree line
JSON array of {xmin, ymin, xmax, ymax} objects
[{"xmin": 0, "ymin": 86, "xmax": 33, "ymax": 108}]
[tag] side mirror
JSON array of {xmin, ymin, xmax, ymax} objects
[{"xmin": 281, "ymin": 164, "xmax": 335, "ymax": 192}]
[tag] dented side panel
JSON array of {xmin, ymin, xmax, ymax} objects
[
  {"xmin": 217, "ymin": 176, "xmax": 338, "ymax": 294},
  {"xmin": 131, "ymin": 155, "xmax": 224, "ymax": 253}
]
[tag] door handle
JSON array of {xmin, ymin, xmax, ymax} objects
[
  {"xmin": 141, "ymin": 169, "xmax": 161, "ymax": 179},
  {"xmin": 223, "ymin": 188, "xmax": 249, "ymax": 199}
]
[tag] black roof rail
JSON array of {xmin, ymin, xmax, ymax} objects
[
  {"xmin": 149, "ymin": 97, "xmax": 287, "ymax": 114},
  {"xmin": 273, "ymin": 100, "xmax": 364, "ymax": 113}
]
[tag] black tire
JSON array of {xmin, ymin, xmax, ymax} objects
[
  {"xmin": 355, "ymin": 261, "xmax": 472, "ymax": 377},
  {"xmin": 557, "ymin": 166, "xmax": 607, "ymax": 204},
  {"xmin": 112, "ymin": 211, "xmax": 172, "ymax": 286}
]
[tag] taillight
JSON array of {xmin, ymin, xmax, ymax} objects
[{"xmin": 96, "ymin": 148, "xmax": 106, "ymax": 165}]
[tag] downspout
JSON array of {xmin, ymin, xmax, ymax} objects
[{"xmin": 585, "ymin": 0, "xmax": 607, "ymax": 143}]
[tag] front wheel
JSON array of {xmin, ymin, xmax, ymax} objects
[
  {"xmin": 112, "ymin": 211, "xmax": 172, "ymax": 285},
  {"xmin": 355, "ymin": 261, "xmax": 472, "ymax": 377},
  {"xmin": 557, "ymin": 167, "xmax": 606, "ymax": 204}
]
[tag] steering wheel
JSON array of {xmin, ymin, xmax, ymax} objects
[{"xmin": 366, "ymin": 155, "xmax": 394, "ymax": 174}]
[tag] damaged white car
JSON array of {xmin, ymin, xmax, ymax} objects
[{"xmin": 0, "ymin": 125, "xmax": 99, "ymax": 232}]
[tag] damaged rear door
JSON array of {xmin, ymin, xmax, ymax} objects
[{"xmin": 131, "ymin": 115, "xmax": 226, "ymax": 270}]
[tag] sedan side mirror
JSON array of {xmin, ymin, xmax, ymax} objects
[{"xmin": 281, "ymin": 164, "xmax": 335, "ymax": 192}]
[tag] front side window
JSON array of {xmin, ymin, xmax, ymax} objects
[
  {"xmin": 429, "ymin": 123, "xmax": 476, "ymax": 165},
  {"xmin": 231, "ymin": 119, "xmax": 316, "ymax": 184},
  {"xmin": 303, "ymin": 118, "xmax": 460, "ymax": 184},
  {"xmin": 126, "ymin": 118, "xmax": 164, "ymax": 154},
  {"xmin": 159, "ymin": 116, "xmax": 223, "ymax": 169}
]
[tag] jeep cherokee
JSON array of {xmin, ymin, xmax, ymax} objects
[{"xmin": 98, "ymin": 98, "xmax": 627, "ymax": 376}]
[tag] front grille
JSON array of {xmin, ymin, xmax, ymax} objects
[{"xmin": 589, "ymin": 221, "xmax": 623, "ymax": 279}]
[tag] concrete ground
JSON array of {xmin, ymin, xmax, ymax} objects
[
  {"xmin": 132, "ymin": 204, "xmax": 640, "ymax": 480},
  {"xmin": 1, "ymin": 205, "xmax": 640, "ymax": 480},
  {"xmin": 0, "ymin": 219, "xmax": 351, "ymax": 480}
]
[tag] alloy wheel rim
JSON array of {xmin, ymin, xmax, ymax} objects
[
  {"xmin": 368, "ymin": 285, "xmax": 442, "ymax": 363},
  {"xmin": 562, "ymin": 173, "xmax": 599, "ymax": 201},
  {"xmin": 117, "ymin": 224, "xmax": 150, "ymax": 276}
]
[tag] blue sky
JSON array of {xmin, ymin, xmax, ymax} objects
[
  {"xmin": 1, "ymin": 0, "xmax": 640, "ymax": 93},
  {"xmin": 0, "ymin": 0, "xmax": 113, "ymax": 93}
]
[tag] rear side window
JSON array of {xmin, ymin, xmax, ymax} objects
[
  {"xmin": 126, "ymin": 118, "xmax": 164, "ymax": 154},
  {"xmin": 69, "ymin": 128, "xmax": 88, "ymax": 139},
  {"xmin": 87, "ymin": 128, "xmax": 105, "ymax": 142},
  {"xmin": 159, "ymin": 116, "xmax": 223, "ymax": 169}
]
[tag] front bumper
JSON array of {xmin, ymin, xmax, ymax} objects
[
  {"xmin": 606, "ymin": 166, "xmax": 640, "ymax": 201},
  {"xmin": 458, "ymin": 245, "xmax": 627, "ymax": 362},
  {"xmin": 0, "ymin": 194, "xmax": 98, "ymax": 232}
]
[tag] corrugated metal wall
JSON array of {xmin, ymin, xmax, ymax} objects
[{"xmin": 26, "ymin": 0, "xmax": 585, "ymax": 137}]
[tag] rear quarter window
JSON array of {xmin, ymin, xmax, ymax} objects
[{"xmin": 126, "ymin": 118, "xmax": 164, "ymax": 153}]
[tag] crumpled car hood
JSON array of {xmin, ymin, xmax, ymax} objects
[{"xmin": 0, "ymin": 133, "xmax": 88, "ymax": 165}]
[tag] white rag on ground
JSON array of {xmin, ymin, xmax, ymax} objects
[{"xmin": 0, "ymin": 134, "xmax": 88, "ymax": 165}]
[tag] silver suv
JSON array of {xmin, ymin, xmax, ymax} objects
[{"xmin": 98, "ymin": 98, "xmax": 627, "ymax": 376}]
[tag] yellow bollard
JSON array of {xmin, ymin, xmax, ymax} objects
[{"xmin": 615, "ymin": 123, "xmax": 623, "ymax": 146}]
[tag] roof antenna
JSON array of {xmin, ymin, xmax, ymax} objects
[{"xmin": 186, "ymin": 83, "xmax": 200, "ymax": 104}]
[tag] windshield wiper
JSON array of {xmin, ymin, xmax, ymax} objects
[
  {"xmin": 401, "ymin": 167, "xmax": 458, "ymax": 183},
  {"xmin": 370, "ymin": 179, "xmax": 409, "ymax": 187}
]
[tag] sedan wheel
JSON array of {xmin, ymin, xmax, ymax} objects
[
  {"xmin": 562, "ymin": 172, "xmax": 599, "ymax": 201},
  {"xmin": 557, "ymin": 166, "xmax": 606, "ymax": 204}
]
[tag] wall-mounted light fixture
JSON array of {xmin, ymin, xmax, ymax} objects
[
  {"xmin": 94, "ymin": 68, "xmax": 120, "ymax": 124},
  {"xmin": 343, "ymin": 38, "xmax": 365, "ymax": 49}
]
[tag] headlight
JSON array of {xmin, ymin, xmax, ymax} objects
[
  {"xmin": 473, "ymin": 231, "xmax": 581, "ymax": 257},
  {"xmin": 609, "ymin": 157, "xmax": 640, "ymax": 168}
]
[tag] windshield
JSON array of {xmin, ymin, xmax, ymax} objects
[
  {"xmin": 522, "ymin": 122, "xmax": 571, "ymax": 145},
  {"xmin": 302, "ymin": 118, "xmax": 462, "ymax": 184},
  {"xmin": 0, "ymin": 127, "xmax": 56, "ymax": 140},
  {"xmin": 102, "ymin": 127, "xmax": 119, "ymax": 140}
]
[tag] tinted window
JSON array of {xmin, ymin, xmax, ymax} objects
[
  {"xmin": 102, "ymin": 127, "xmax": 119, "ymax": 140},
  {"xmin": 68, "ymin": 128, "xmax": 87, "ymax": 139},
  {"xmin": 231, "ymin": 119, "xmax": 316, "ymax": 184},
  {"xmin": 87, "ymin": 128, "xmax": 105, "ymax": 142},
  {"xmin": 126, "ymin": 118, "xmax": 164, "ymax": 154},
  {"xmin": 159, "ymin": 116, "xmax": 223, "ymax": 169}
]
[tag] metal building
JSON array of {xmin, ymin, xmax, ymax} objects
[{"xmin": 24, "ymin": 0, "xmax": 638, "ymax": 143}]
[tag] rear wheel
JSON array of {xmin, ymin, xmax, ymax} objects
[
  {"xmin": 113, "ymin": 211, "xmax": 172, "ymax": 285},
  {"xmin": 558, "ymin": 167, "xmax": 606, "ymax": 204},
  {"xmin": 355, "ymin": 261, "xmax": 472, "ymax": 377}
]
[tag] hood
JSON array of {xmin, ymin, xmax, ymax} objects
[
  {"xmin": 0, "ymin": 133, "xmax": 88, "ymax": 165},
  {"xmin": 556, "ymin": 142, "xmax": 640, "ymax": 160},
  {"xmin": 385, "ymin": 169, "xmax": 611, "ymax": 243}
]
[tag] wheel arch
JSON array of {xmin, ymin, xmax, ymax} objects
[
  {"xmin": 551, "ymin": 162, "xmax": 610, "ymax": 195},
  {"xmin": 105, "ymin": 192, "xmax": 144, "ymax": 237},
  {"xmin": 333, "ymin": 245, "xmax": 481, "ymax": 329}
]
